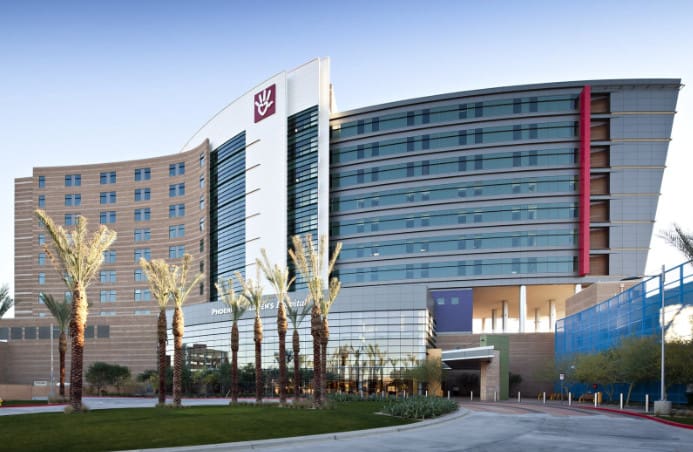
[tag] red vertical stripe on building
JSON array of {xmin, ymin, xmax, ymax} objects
[{"xmin": 578, "ymin": 86, "xmax": 591, "ymax": 276}]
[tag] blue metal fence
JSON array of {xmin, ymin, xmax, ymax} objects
[{"xmin": 555, "ymin": 262, "xmax": 693, "ymax": 403}]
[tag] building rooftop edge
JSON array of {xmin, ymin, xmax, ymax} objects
[{"xmin": 330, "ymin": 78, "xmax": 683, "ymax": 120}]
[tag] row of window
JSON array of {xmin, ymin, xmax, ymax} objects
[
  {"xmin": 36, "ymin": 162, "xmax": 188, "ymax": 189},
  {"xmin": 330, "ymin": 94, "xmax": 578, "ymax": 140},
  {"xmin": 332, "ymin": 175, "xmax": 577, "ymax": 212},
  {"xmin": 331, "ymin": 121, "xmax": 577, "ymax": 164},
  {"xmin": 40, "ymin": 181, "xmax": 206, "ymax": 209},
  {"xmin": 0, "ymin": 325, "xmax": 110, "ymax": 340},
  {"xmin": 98, "ymin": 283, "xmax": 204, "ymax": 302},
  {"xmin": 60, "ymin": 204, "xmax": 191, "ymax": 226},
  {"xmin": 338, "ymin": 229, "xmax": 577, "ymax": 260},
  {"xmin": 331, "ymin": 147, "xmax": 576, "ymax": 188},
  {"xmin": 337, "ymin": 256, "xmax": 577, "ymax": 284},
  {"xmin": 331, "ymin": 202, "xmax": 578, "ymax": 236}
]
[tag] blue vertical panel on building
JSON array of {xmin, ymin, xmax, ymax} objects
[
  {"xmin": 287, "ymin": 106, "xmax": 319, "ymax": 289},
  {"xmin": 210, "ymin": 132, "xmax": 246, "ymax": 296},
  {"xmin": 431, "ymin": 289, "xmax": 473, "ymax": 332}
]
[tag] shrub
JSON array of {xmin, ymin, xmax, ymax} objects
[{"xmin": 382, "ymin": 396, "xmax": 457, "ymax": 419}]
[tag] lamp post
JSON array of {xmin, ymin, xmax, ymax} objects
[{"xmin": 654, "ymin": 264, "xmax": 672, "ymax": 415}]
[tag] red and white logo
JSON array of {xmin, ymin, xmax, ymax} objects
[{"xmin": 254, "ymin": 84, "xmax": 276, "ymax": 123}]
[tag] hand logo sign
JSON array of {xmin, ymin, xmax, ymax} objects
[{"xmin": 254, "ymin": 84, "xmax": 276, "ymax": 122}]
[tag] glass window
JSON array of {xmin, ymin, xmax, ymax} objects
[
  {"xmin": 169, "ymin": 183, "xmax": 185, "ymax": 197},
  {"xmin": 38, "ymin": 272, "xmax": 45, "ymax": 285},
  {"xmin": 97, "ymin": 325, "xmax": 110, "ymax": 338},
  {"xmin": 169, "ymin": 224, "xmax": 185, "ymax": 238},
  {"xmin": 134, "ymin": 228, "xmax": 151, "ymax": 241},
  {"xmin": 38, "ymin": 195, "xmax": 45, "ymax": 208},
  {"xmin": 134, "ymin": 289, "xmax": 151, "ymax": 302},
  {"xmin": 103, "ymin": 250, "xmax": 117, "ymax": 264},
  {"xmin": 200, "ymin": 153, "xmax": 205, "ymax": 167},
  {"xmin": 100, "ymin": 192, "xmax": 116, "ymax": 204},
  {"xmin": 200, "ymin": 175, "xmax": 205, "ymax": 188},
  {"xmin": 134, "ymin": 168, "xmax": 151, "ymax": 181},
  {"xmin": 38, "ymin": 252, "xmax": 46, "ymax": 266},
  {"xmin": 134, "ymin": 208, "xmax": 151, "ymax": 222},
  {"xmin": 169, "ymin": 204, "xmax": 185, "ymax": 218},
  {"xmin": 38, "ymin": 234, "xmax": 45, "ymax": 246},
  {"xmin": 169, "ymin": 162, "xmax": 185, "ymax": 176},
  {"xmin": 100, "ymin": 290, "xmax": 117, "ymax": 302},
  {"xmin": 100, "ymin": 171, "xmax": 116, "ymax": 184},
  {"xmin": 64, "ymin": 174, "xmax": 81, "ymax": 187},
  {"xmin": 169, "ymin": 245, "xmax": 185, "ymax": 259},
  {"xmin": 38, "ymin": 175, "xmax": 46, "ymax": 188},
  {"xmin": 100, "ymin": 270, "xmax": 116, "ymax": 283},
  {"xmin": 134, "ymin": 188, "xmax": 151, "ymax": 201},
  {"xmin": 134, "ymin": 269, "xmax": 146, "ymax": 281},
  {"xmin": 134, "ymin": 248, "xmax": 151, "ymax": 262},
  {"xmin": 99, "ymin": 211, "xmax": 116, "ymax": 224},
  {"xmin": 64, "ymin": 214, "xmax": 78, "ymax": 225}
]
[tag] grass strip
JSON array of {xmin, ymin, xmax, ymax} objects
[{"xmin": 0, "ymin": 401, "xmax": 415, "ymax": 451}]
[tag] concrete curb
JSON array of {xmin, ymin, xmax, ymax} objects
[
  {"xmin": 583, "ymin": 405, "xmax": 693, "ymax": 429},
  {"xmin": 120, "ymin": 408, "xmax": 469, "ymax": 451}
]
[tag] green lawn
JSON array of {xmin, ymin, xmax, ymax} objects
[{"xmin": 0, "ymin": 402, "xmax": 415, "ymax": 451}]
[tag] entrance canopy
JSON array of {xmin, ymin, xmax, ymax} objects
[{"xmin": 442, "ymin": 345, "xmax": 495, "ymax": 370}]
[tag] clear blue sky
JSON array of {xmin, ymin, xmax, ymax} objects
[{"xmin": 2, "ymin": 0, "xmax": 692, "ymax": 308}]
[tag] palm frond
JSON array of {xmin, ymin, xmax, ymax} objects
[
  {"xmin": 0, "ymin": 285, "xmax": 13, "ymax": 318},
  {"xmin": 170, "ymin": 254, "xmax": 204, "ymax": 308},
  {"xmin": 39, "ymin": 292, "xmax": 71, "ymax": 331},
  {"xmin": 660, "ymin": 223, "xmax": 693, "ymax": 262},
  {"xmin": 215, "ymin": 278, "xmax": 250, "ymax": 321},
  {"xmin": 140, "ymin": 258, "xmax": 174, "ymax": 310}
]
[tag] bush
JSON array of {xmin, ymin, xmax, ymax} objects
[{"xmin": 382, "ymin": 396, "xmax": 457, "ymax": 419}]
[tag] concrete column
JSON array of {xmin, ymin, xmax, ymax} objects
[
  {"xmin": 519, "ymin": 285, "xmax": 527, "ymax": 333},
  {"xmin": 534, "ymin": 308, "xmax": 540, "ymax": 332},
  {"xmin": 502, "ymin": 300, "xmax": 508, "ymax": 333},
  {"xmin": 491, "ymin": 309, "xmax": 497, "ymax": 333},
  {"xmin": 480, "ymin": 350, "xmax": 501, "ymax": 401},
  {"xmin": 549, "ymin": 299, "xmax": 556, "ymax": 332}
]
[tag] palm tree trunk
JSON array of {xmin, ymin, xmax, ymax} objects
[
  {"xmin": 277, "ymin": 301, "xmax": 288, "ymax": 406},
  {"xmin": 320, "ymin": 318, "xmax": 329, "ymax": 398},
  {"xmin": 254, "ymin": 314, "xmax": 263, "ymax": 403},
  {"xmin": 157, "ymin": 309, "xmax": 167, "ymax": 405},
  {"xmin": 293, "ymin": 328, "xmax": 300, "ymax": 403},
  {"xmin": 231, "ymin": 321, "xmax": 239, "ymax": 404},
  {"xmin": 311, "ymin": 303, "xmax": 322, "ymax": 407},
  {"xmin": 59, "ymin": 331, "xmax": 66, "ymax": 397},
  {"xmin": 69, "ymin": 283, "xmax": 86, "ymax": 411},
  {"xmin": 172, "ymin": 306, "xmax": 184, "ymax": 407}
]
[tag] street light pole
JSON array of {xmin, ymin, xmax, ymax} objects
[{"xmin": 660, "ymin": 264, "xmax": 666, "ymax": 402}]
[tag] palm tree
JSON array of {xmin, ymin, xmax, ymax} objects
[
  {"xmin": 215, "ymin": 278, "xmax": 249, "ymax": 404},
  {"xmin": 288, "ymin": 234, "xmax": 342, "ymax": 407},
  {"xmin": 256, "ymin": 248, "xmax": 294, "ymax": 406},
  {"xmin": 286, "ymin": 300, "xmax": 310, "ymax": 403},
  {"xmin": 661, "ymin": 224, "xmax": 693, "ymax": 261},
  {"xmin": 0, "ymin": 285, "xmax": 13, "ymax": 318},
  {"xmin": 170, "ymin": 254, "xmax": 204, "ymax": 408},
  {"xmin": 39, "ymin": 293, "xmax": 70, "ymax": 397},
  {"xmin": 35, "ymin": 209, "xmax": 117, "ymax": 412},
  {"xmin": 320, "ymin": 277, "xmax": 341, "ymax": 397},
  {"xmin": 139, "ymin": 258, "xmax": 174, "ymax": 406},
  {"xmin": 236, "ymin": 270, "xmax": 264, "ymax": 403}
]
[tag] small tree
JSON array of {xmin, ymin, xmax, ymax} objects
[
  {"xmin": 39, "ymin": 293, "xmax": 71, "ymax": 397},
  {"xmin": 215, "ymin": 278, "xmax": 249, "ymax": 404},
  {"xmin": 170, "ymin": 255, "xmax": 204, "ymax": 407},
  {"xmin": 86, "ymin": 362, "xmax": 130, "ymax": 395},
  {"xmin": 288, "ymin": 234, "xmax": 341, "ymax": 407},
  {"xmin": 617, "ymin": 336, "xmax": 660, "ymax": 405},
  {"xmin": 257, "ymin": 248, "xmax": 294, "ymax": 406},
  {"xmin": 36, "ymin": 209, "xmax": 117, "ymax": 412},
  {"xmin": 286, "ymin": 300, "xmax": 310, "ymax": 402},
  {"xmin": 139, "ymin": 258, "xmax": 174, "ymax": 405},
  {"xmin": 0, "ymin": 285, "xmax": 13, "ymax": 318},
  {"xmin": 236, "ymin": 270, "xmax": 264, "ymax": 403}
]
